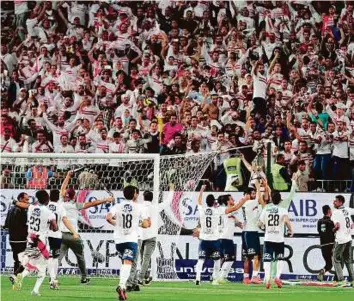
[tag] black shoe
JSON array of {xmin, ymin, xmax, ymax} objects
[
  {"xmin": 196, "ymin": 280, "xmax": 200, "ymax": 286},
  {"xmin": 81, "ymin": 278, "xmax": 91, "ymax": 284},
  {"xmin": 116, "ymin": 286, "xmax": 127, "ymax": 300},
  {"xmin": 9, "ymin": 275, "xmax": 15, "ymax": 285},
  {"xmin": 127, "ymin": 284, "xmax": 140, "ymax": 292},
  {"xmin": 144, "ymin": 276, "xmax": 153, "ymax": 286}
]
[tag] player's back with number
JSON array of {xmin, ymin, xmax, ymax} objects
[
  {"xmin": 28, "ymin": 204, "xmax": 55, "ymax": 237},
  {"xmin": 199, "ymin": 205, "xmax": 224, "ymax": 241},
  {"xmin": 110, "ymin": 200, "xmax": 144, "ymax": 243},
  {"xmin": 260, "ymin": 204, "xmax": 288, "ymax": 242},
  {"xmin": 332, "ymin": 207, "xmax": 354, "ymax": 244}
]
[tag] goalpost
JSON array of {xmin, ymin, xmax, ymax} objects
[{"xmin": 0, "ymin": 152, "xmax": 217, "ymax": 280}]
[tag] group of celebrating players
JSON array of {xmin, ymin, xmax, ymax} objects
[
  {"xmin": 193, "ymin": 179, "xmax": 295, "ymax": 289},
  {"xmin": 194, "ymin": 178, "xmax": 354, "ymax": 289},
  {"xmin": 5, "ymin": 170, "xmax": 354, "ymax": 300}
]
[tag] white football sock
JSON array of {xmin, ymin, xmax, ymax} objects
[
  {"xmin": 212, "ymin": 259, "xmax": 221, "ymax": 280},
  {"xmin": 276, "ymin": 261, "xmax": 284, "ymax": 279},
  {"xmin": 33, "ymin": 272, "xmax": 45, "ymax": 293},
  {"xmin": 48, "ymin": 258, "xmax": 58, "ymax": 282},
  {"xmin": 195, "ymin": 259, "xmax": 204, "ymax": 281},
  {"xmin": 53, "ymin": 258, "xmax": 59, "ymax": 280},
  {"xmin": 219, "ymin": 261, "xmax": 233, "ymax": 280},
  {"xmin": 119, "ymin": 264, "xmax": 132, "ymax": 289},
  {"xmin": 264, "ymin": 262, "xmax": 271, "ymax": 282},
  {"xmin": 48, "ymin": 258, "xmax": 54, "ymax": 282}
]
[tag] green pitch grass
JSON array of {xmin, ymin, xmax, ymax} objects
[{"xmin": 1, "ymin": 277, "xmax": 353, "ymax": 301}]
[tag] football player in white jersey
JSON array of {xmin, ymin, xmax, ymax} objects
[
  {"xmin": 331, "ymin": 195, "xmax": 354, "ymax": 287},
  {"xmin": 216, "ymin": 194, "xmax": 243, "ymax": 283},
  {"xmin": 106, "ymin": 186, "xmax": 151, "ymax": 301},
  {"xmin": 14, "ymin": 189, "xmax": 79, "ymax": 290},
  {"xmin": 14, "ymin": 190, "xmax": 58, "ymax": 296},
  {"xmin": 241, "ymin": 182, "xmax": 265, "ymax": 284},
  {"xmin": 258, "ymin": 191, "xmax": 293, "ymax": 289},
  {"xmin": 194, "ymin": 185, "xmax": 250, "ymax": 286}
]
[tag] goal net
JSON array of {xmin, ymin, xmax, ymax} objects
[{"xmin": 0, "ymin": 152, "xmax": 217, "ymax": 280}]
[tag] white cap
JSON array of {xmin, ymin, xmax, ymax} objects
[{"xmin": 336, "ymin": 103, "xmax": 346, "ymax": 109}]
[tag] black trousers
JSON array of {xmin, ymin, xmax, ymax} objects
[
  {"xmin": 10, "ymin": 242, "xmax": 26, "ymax": 275},
  {"xmin": 253, "ymin": 97, "xmax": 267, "ymax": 119},
  {"xmin": 321, "ymin": 244, "xmax": 333, "ymax": 272}
]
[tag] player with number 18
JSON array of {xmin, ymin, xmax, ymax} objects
[{"xmin": 106, "ymin": 186, "xmax": 151, "ymax": 301}]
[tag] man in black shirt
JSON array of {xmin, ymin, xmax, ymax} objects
[
  {"xmin": 317, "ymin": 205, "xmax": 335, "ymax": 281},
  {"xmin": 4, "ymin": 192, "xmax": 29, "ymax": 284}
]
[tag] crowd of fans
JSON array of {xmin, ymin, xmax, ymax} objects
[{"xmin": 1, "ymin": 1, "xmax": 354, "ymax": 192}]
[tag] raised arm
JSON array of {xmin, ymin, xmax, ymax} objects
[
  {"xmin": 225, "ymin": 195, "xmax": 250, "ymax": 214},
  {"xmin": 60, "ymin": 170, "xmax": 73, "ymax": 197},
  {"xmin": 197, "ymin": 184, "xmax": 206, "ymax": 206},
  {"xmin": 255, "ymin": 180, "xmax": 265, "ymax": 208},
  {"xmin": 82, "ymin": 196, "xmax": 114, "ymax": 210},
  {"xmin": 280, "ymin": 176, "xmax": 298, "ymax": 210},
  {"xmin": 284, "ymin": 215, "xmax": 293, "ymax": 237},
  {"xmin": 240, "ymin": 153, "xmax": 253, "ymax": 172},
  {"xmin": 42, "ymin": 113, "xmax": 58, "ymax": 132}
]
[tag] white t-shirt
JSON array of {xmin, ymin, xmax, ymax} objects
[
  {"xmin": 61, "ymin": 201, "xmax": 84, "ymax": 233},
  {"xmin": 47, "ymin": 201, "xmax": 67, "ymax": 238},
  {"xmin": 332, "ymin": 131, "xmax": 349, "ymax": 159},
  {"xmin": 198, "ymin": 205, "xmax": 225, "ymax": 241},
  {"xmin": 141, "ymin": 202, "xmax": 157, "ymax": 241},
  {"xmin": 219, "ymin": 211, "xmax": 239, "ymax": 240},
  {"xmin": 109, "ymin": 200, "xmax": 147, "ymax": 244},
  {"xmin": 27, "ymin": 204, "xmax": 56, "ymax": 239},
  {"xmin": 259, "ymin": 204, "xmax": 288, "ymax": 243},
  {"xmin": 331, "ymin": 206, "xmax": 354, "ymax": 244},
  {"xmin": 242, "ymin": 199, "xmax": 262, "ymax": 232},
  {"xmin": 252, "ymin": 72, "xmax": 267, "ymax": 99}
]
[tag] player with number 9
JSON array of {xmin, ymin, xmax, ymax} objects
[{"xmin": 106, "ymin": 186, "xmax": 151, "ymax": 301}]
